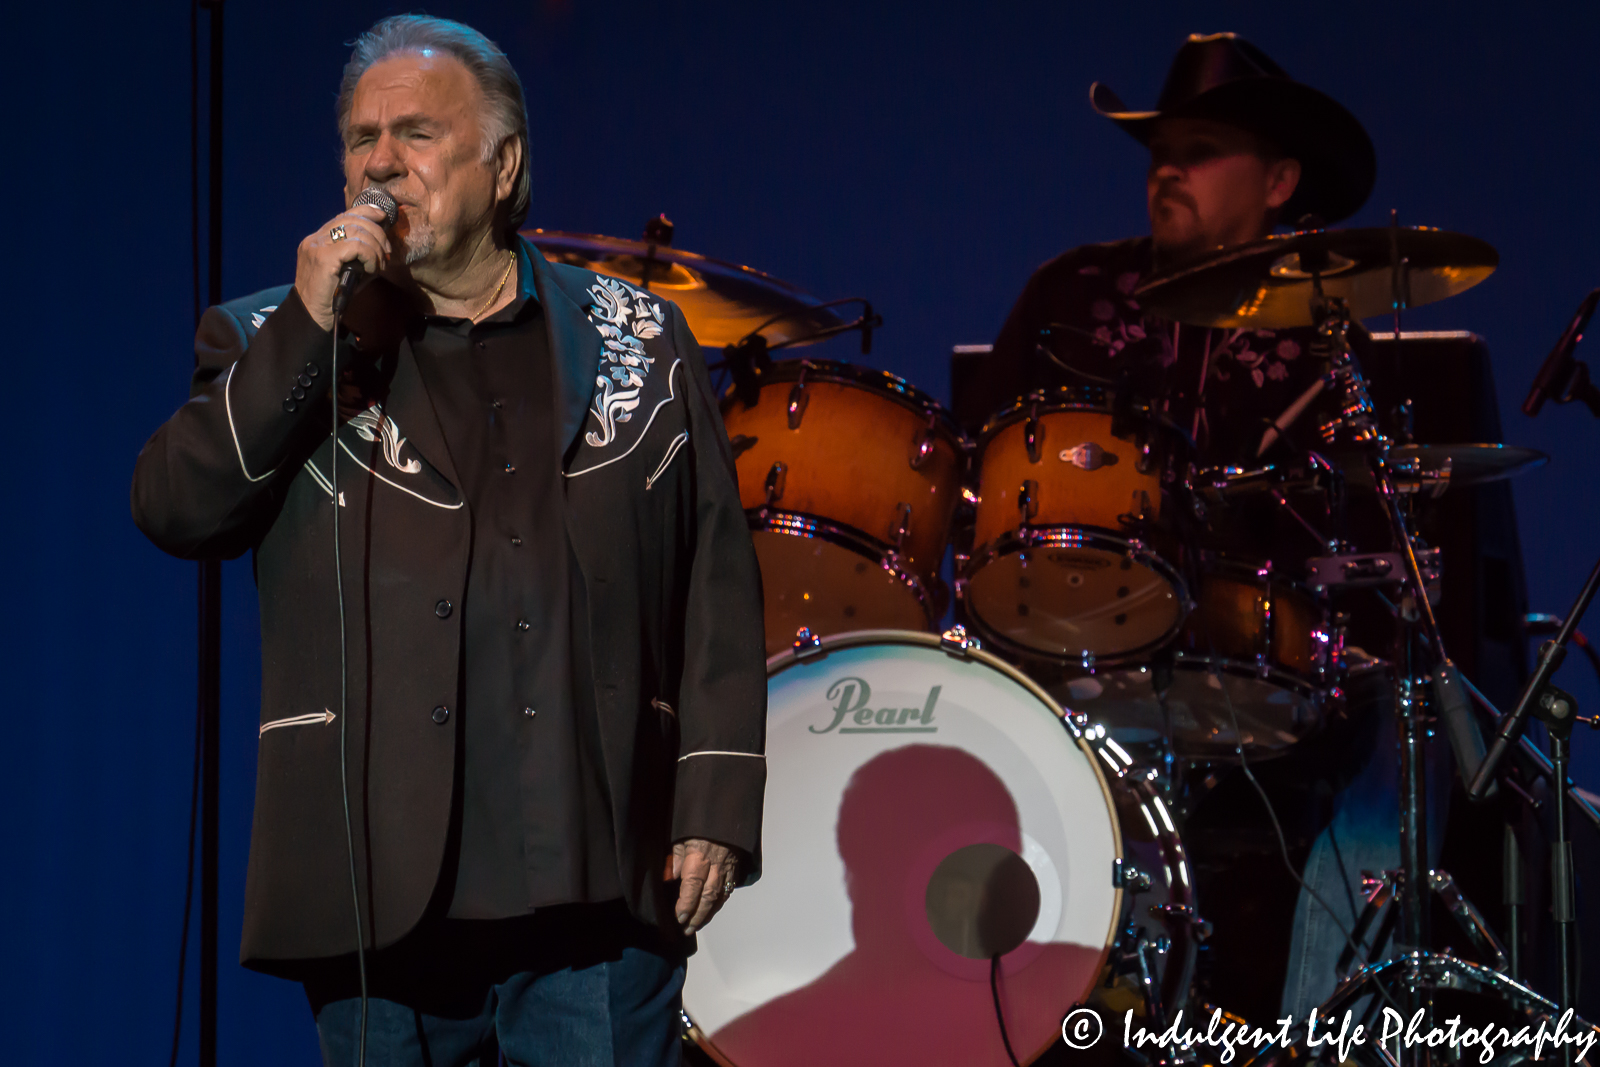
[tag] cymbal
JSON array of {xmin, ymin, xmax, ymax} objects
[
  {"xmin": 1385, "ymin": 443, "xmax": 1547, "ymax": 487},
  {"xmin": 1136, "ymin": 227, "xmax": 1498, "ymax": 329},
  {"xmin": 524, "ymin": 229, "xmax": 846, "ymax": 348},
  {"xmin": 1199, "ymin": 443, "xmax": 1546, "ymax": 503}
]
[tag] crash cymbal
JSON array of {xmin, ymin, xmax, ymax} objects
[
  {"xmin": 1136, "ymin": 227, "xmax": 1498, "ymax": 329},
  {"xmin": 1385, "ymin": 443, "xmax": 1547, "ymax": 487},
  {"xmin": 524, "ymin": 228, "xmax": 846, "ymax": 348}
]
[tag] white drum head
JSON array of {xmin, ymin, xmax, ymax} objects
[{"xmin": 684, "ymin": 631, "xmax": 1121, "ymax": 1067}]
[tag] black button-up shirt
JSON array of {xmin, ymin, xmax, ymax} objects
[{"xmin": 409, "ymin": 246, "xmax": 620, "ymax": 919}]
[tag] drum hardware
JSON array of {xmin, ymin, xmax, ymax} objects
[
  {"xmin": 1025, "ymin": 404, "xmax": 1042, "ymax": 462},
  {"xmin": 1016, "ymin": 479, "xmax": 1038, "ymax": 523},
  {"xmin": 911, "ymin": 411, "xmax": 938, "ymax": 469},
  {"xmin": 1333, "ymin": 869, "xmax": 1508, "ymax": 982},
  {"xmin": 762, "ymin": 461, "xmax": 786, "ymax": 506},
  {"xmin": 939, "ymin": 622, "xmax": 981, "ymax": 654},
  {"xmin": 791, "ymin": 626, "xmax": 823, "ymax": 658},
  {"xmin": 1305, "ymin": 549, "xmax": 1440, "ymax": 597},
  {"xmin": 1061, "ymin": 441, "xmax": 1116, "ymax": 470},
  {"xmin": 786, "ymin": 368, "xmax": 809, "ymax": 428},
  {"xmin": 889, "ymin": 502, "xmax": 912, "ymax": 549}
]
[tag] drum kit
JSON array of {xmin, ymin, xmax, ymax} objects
[{"xmin": 527, "ymin": 219, "xmax": 1598, "ymax": 1066}]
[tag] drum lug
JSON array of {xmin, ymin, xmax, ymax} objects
[
  {"xmin": 792, "ymin": 626, "xmax": 823, "ymax": 658},
  {"xmin": 890, "ymin": 502, "xmax": 912, "ymax": 550},
  {"xmin": 939, "ymin": 624, "xmax": 982, "ymax": 655},
  {"xmin": 910, "ymin": 411, "xmax": 937, "ymax": 470},
  {"xmin": 1136, "ymin": 431, "xmax": 1157, "ymax": 474},
  {"xmin": 1112, "ymin": 858, "xmax": 1151, "ymax": 892},
  {"xmin": 764, "ymin": 461, "xmax": 787, "ymax": 506},
  {"xmin": 1016, "ymin": 479, "xmax": 1039, "ymax": 523},
  {"xmin": 1024, "ymin": 404, "xmax": 1042, "ymax": 463},
  {"xmin": 786, "ymin": 370, "xmax": 809, "ymax": 429}
]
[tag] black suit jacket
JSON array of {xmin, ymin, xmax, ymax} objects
[{"xmin": 131, "ymin": 240, "xmax": 767, "ymax": 972}]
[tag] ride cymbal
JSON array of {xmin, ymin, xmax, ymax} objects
[
  {"xmin": 1136, "ymin": 227, "xmax": 1498, "ymax": 329},
  {"xmin": 524, "ymin": 228, "xmax": 846, "ymax": 348}
]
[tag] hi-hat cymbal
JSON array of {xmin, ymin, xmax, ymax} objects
[
  {"xmin": 524, "ymin": 229, "xmax": 845, "ymax": 348},
  {"xmin": 1136, "ymin": 227, "xmax": 1498, "ymax": 329},
  {"xmin": 1199, "ymin": 442, "xmax": 1546, "ymax": 505}
]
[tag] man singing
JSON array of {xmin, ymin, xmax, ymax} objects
[{"xmin": 132, "ymin": 15, "xmax": 766, "ymax": 1065}]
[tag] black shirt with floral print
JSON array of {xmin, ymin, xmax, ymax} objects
[{"xmin": 991, "ymin": 236, "xmax": 1325, "ymax": 468}]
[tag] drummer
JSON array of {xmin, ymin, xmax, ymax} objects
[
  {"xmin": 988, "ymin": 33, "xmax": 1416, "ymax": 1023},
  {"xmin": 990, "ymin": 31, "xmax": 1375, "ymax": 468}
]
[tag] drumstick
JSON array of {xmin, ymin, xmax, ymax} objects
[{"xmin": 1256, "ymin": 376, "xmax": 1327, "ymax": 458}]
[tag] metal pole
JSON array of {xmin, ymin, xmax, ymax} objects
[{"xmin": 197, "ymin": 3, "xmax": 223, "ymax": 1065}]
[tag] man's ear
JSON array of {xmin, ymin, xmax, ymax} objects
[
  {"xmin": 494, "ymin": 136, "xmax": 522, "ymax": 204},
  {"xmin": 1266, "ymin": 157, "xmax": 1303, "ymax": 210}
]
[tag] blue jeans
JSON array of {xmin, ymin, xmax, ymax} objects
[
  {"xmin": 1279, "ymin": 689, "xmax": 1452, "ymax": 1020},
  {"xmin": 307, "ymin": 902, "xmax": 685, "ymax": 1067}
]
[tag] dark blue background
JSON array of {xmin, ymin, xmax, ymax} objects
[{"xmin": 8, "ymin": 1, "xmax": 1600, "ymax": 1060}]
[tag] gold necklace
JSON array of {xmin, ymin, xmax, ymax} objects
[{"xmin": 469, "ymin": 251, "xmax": 517, "ymax": 322}]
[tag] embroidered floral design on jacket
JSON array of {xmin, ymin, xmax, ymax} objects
[
  {"xmin": 584, "ymin": 276, "xmax": 666, "ymax": 448},
  {"xmin": 347, "ymin": 404, "xmax": 422, "ymax": 474}
]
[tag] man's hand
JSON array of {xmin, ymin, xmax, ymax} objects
[
  {"xmin": 672, "ymin": 838, "xmax": 740, "ymax": 935},
  {"xmin": 295, "ymin": 203, "xmax": 392, "ymax": 331}
]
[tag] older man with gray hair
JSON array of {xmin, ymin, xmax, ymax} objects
[{"xmin": 131, "ymin": 14, "xmax": 767, "ymax": 1066}]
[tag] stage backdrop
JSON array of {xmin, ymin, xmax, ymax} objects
[{"xmin": 6, "ymin": 1, "xmax": 1600, "ymax": 1061}]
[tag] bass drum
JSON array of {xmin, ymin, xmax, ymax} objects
[
  {"xmin": 683, "ymin": 630, "xmax": 1176, "ymax": 1067},
  {"xmin": 721, "ymin": 361, "xmax": 965, "ymax": 656}
]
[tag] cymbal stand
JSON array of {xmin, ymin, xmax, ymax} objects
[{"xmin": 1311, "ymin": 288, "xmax": 1444, "ymax": 950}]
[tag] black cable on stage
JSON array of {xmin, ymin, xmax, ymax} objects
[
  {"xmin": 329, "ymin": 321, "xmax": 370, "ymax": 1065},
  {"xmin": 989, "ymin": 954, "xmax": 1021, "ymax": 1067}
]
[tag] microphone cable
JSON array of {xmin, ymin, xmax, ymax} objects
[{"xmin": 329, "ymin": 314, "xmax": 370, "ymax": 1066}]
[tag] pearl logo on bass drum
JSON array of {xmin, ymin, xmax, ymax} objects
[{"xmin": 809, "ymin": 677, "xmax": 940, "ymax": 734}]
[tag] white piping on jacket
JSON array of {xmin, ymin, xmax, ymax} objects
[
  {"xmin": 259, "ymin": 709, "xmax": 335, "ymax": 737},
  {"xmin": 225, "ymin": 362, "xmax": 278, "ymax": 483},
  {"xmin": 645, "ymin": 431, "xmax": 690, "ymax": 490},
  {"xmin": 677, "ymin": 750, "xmax": 766, "ymax": 762}
]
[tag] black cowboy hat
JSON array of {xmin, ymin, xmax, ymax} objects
[{"xmin": 1090, "ymin": 32, "xmax": 1376, "ymax": 226}]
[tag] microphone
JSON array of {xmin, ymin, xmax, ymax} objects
[
  {"xmin": 1523, "ymin": 288, "xmax": 1600, "ymax": 417},
  {"xmin": 331, "ymin": 187, "xmax": 399, "ymax": 317}
]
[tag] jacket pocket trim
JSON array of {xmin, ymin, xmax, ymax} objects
[
  {"xmin": 564, "ymin": 359, "xmax": 683, "ymax": 480},
  {"xmin": 259, "ymin": 709, "xmax": 336, "ymax": 737},
  {"xmin": 644, "ymin": 431, "xmax": 690, "ymax": 490},
  {"xmin": 677, "ymin": 750, "xmax": 765, "ymax": 762},
  {"xmin": 336, "ymin": 439, "xmax": 463, "ymax": 510}
]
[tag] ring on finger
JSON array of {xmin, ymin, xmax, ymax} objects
[{"xmin": 329, "ymin": 224, "xmax": 348, "ymax": 242}]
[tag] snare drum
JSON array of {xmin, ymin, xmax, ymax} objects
[
  {"xmin": 682, "ymin": 630, "xmax": 1197, "ymax": 1067},
  {"xmin": 722, "ymin": 361, "xmax": 965, "ymax": 655},
  {"xmin": 962, "ymin": 390, "xmax": 1190, "ymax": 664},
  {"xmin": 1057, "ymin": 558, "xmax": 1336, "ymax": 760}
]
